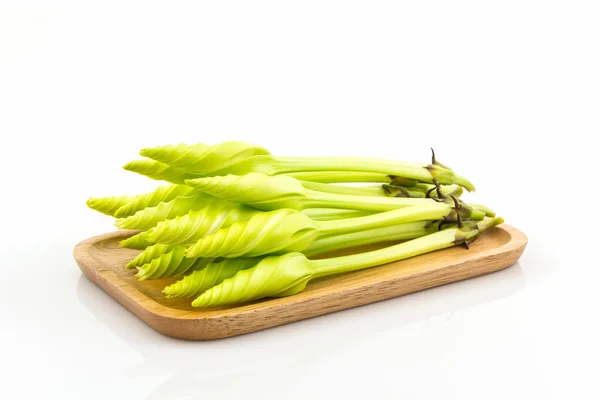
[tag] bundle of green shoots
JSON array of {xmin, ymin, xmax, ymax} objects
[{"xmin": 87, "ymin": 141, "xmax": 502, "ymax": 307}]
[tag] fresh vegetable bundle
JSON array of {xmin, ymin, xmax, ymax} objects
[{"xmin": 87, "ymin": 141, "xmax": 503, "ymax": 307}]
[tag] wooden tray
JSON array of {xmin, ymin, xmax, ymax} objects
[{"xmin": 73, "ymin": 224, "xmax": 527, "ymax": 340}]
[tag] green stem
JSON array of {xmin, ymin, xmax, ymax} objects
[
  {"xmin": 468, "ymin": 203, "xmax": 496, "ymax": 217},
  {"xmin": 139, "ymin": 142, "xmax": 475, "ymax": 190},
  {"xmin": 315, "ymin": 203, "xmax": 452, "ymax": 236},
  {"xmin": 303, "ymin": 190, "xmax": 437, "ymax": 211},
  {"xmin": 271, "ymin": 157, "xmax": 475, "ymax": 191},
  {"xmin": 383, "ymin": 183, "xmax": 463, "ymax": 199},
  {"xmin": 276, "ymin": 155, "xmax": 427, "ymax": 169},
  {"xmin": 476, "ymin": 216, "xmax": 504, "ymax": 232},
  {"xmin": 301, "ymin": 181, "xmax": 384, "ymax": 196},
  {"xmin": 305, "ymin": 221, "xmax": 434, "ymax": 257},
  {"xmin": 272, "ymin": 157, "xmax": 437, "ymax": 182},
  {"xmin": 309, "ymin": 228, "xmax": 475, "ymax": 279},
  {"xmin": 284, "ymin": 171, "xmax": 392, "ymax": 183},
  {"xmin": 167, "ymin": 221, "xmax": 436, "ymax": 299},
  {"xmin": 302, "ymin": 208, "xmax": 374, "ymax": 221}
]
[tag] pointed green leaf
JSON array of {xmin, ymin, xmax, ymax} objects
[
  {"xmin": 185, "ymin": 208, "xmax": 319, "ymax": 258},
  {"xmin": 114, "ymin": 184, "xmax": 197, "ymax": 218},
  {"xmin": 146, "ymin": 201, "xmax": 260, "ymax": 245},
  {"xmin": 87, "ymin": 195, "xmax": 132, "ymax": 216},
  {"xmin": 162, "ymin": 257, "xmax": 262, "ymax": 298},
  {"xmin": 140, "ymin": 141, "xmax": 270, "ymax": 174},
  {"xmin": 122, "ymin": 159, "xmax": 201, "ymax": 184}
]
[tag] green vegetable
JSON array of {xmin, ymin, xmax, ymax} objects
[
  {"xmin": 115, "ymin": 194, "xmax": 212, "ymax": 230},
  {"xmin": 113, "ymin": 184, "xmax": 196, "ymax": 218},
  {"xmin": 163, "ymin": 258, "xmax": 263, "ymax": 298},
  {"xmin": 285, "ymin": 171, "xmax": 392, "ymax": 183},
  {"xmin": 300, "ymin": 181, "xmax": 385, "ymax": 196},
  {"xmin": 303, "ymin": 180, "xmax": 464, "ymax": 199},
  {"xmin": 143, "ymin": 202, "xmax": 374, "ymax": 246},
  {"xmin": 467, "ymin": 203, "xmax": 496, "ymax": 217},
  {"xmin": 86, "ymin": 139, "xmax": 503, "ymax": 309},
  {"xmin": 135, "ymin": 246, "xmax": 213, "ymax": 280},
  {"xmin": 146, "ymin": 201, "xmax": 260, "ymax": 245},
  {"xmin": 185, "ymin": 203, "xmax": 475, "ymax": 258},
  {"xmin": 185, "ymin": 172, "xmax": 439, "ymax": 212},
  {"xmin": 164, "ymin": 221, "xmax": 435, "ymax": 298},
  {"xmin": 86, "ymin": 195, "xmax": 132, "ymax": 217},
  {"xmin": 302, "ymin": 208, "xmax": 374, "ymax": 221},
  {"xmin": 124, "ymin": 206, "xmax": 378, "ymax": 275},
  {"xmin": 119, "ymin": 231, "xmax": 153, "ymax": 250},
  {"xmin": 303, "ymin": 220, "xmax": 438, "ymax": 257},
  {"xmin": 122, "ymin": 159, "xmax": 201, "ymax": 185},
  {"xmin": 382, "ymin": 183, "xmax": 463, "ymax": 199},
  {"xmin": 126, "ymin": 243, "xmax": 176, "ymax": 269},
  {"xmin": 139, "ymin": 141, "xmax": 270, "ymax": 173},
  {"xmin": 191, "ymin": 217, "xmax": 503, "ymax": 307},
  {"xmin": 140, "ymin": 141, "xmax": 475, "ymax": 190}
]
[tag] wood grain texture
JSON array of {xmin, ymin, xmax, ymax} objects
[{"xmin": 73, "ymin": 224, "xmax": 527, "ymax": 340}]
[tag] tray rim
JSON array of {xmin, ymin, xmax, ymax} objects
[{"xmin": 73, "ymin": 224, "xmax": 527, "ymax": 339}]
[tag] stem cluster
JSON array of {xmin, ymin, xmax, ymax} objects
[{"xmin": 86, "ymin": 140, "xmax": 502, "ymax": 307}]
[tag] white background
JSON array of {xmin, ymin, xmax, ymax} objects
[{"xmin": 1, "ymin": 1, "xmax": 598, "ymax": 399}]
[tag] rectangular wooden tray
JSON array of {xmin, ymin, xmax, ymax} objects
[{"xmin": 73, "ymin": 224, "xmax": 527, "ymax": 340}]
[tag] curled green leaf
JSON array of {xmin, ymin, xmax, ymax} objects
[
  {"xmin": 122, "ymin": 159, "xmax": 201, "ymax": 185},
  {"xmin": 185, "ymin": 172, "xmax": 435, "ymax": 212},
  {"xmin": 163, "ymin": 258, "xmax": 262, "ymax": 298},
  {"xmin": 192, "ymin": 218, "xmax": 505, "ymax": 307},
  {"xmin": 116, "ymin": 193, "xmax": 215, "ymax": 230},
  {"xmin": 119, "ymin": 231, "xmax": 154, "ymax": 250},
  {"xmin": 168, "ymin": 220, "xmax": 442, "ymax": 300},
  {"xmin": 140, "ymin": 141, "xmax": 270, "ymax": 175},
  {"xmin": 185, "ymin": 203, "xmax": 455, "ymax": 259},
  {"xmin": 185, "ymin": 208, "xmax": 320, "ymax": 258},
  {"xmin": 114, "ymin": 184, "xmax": 197, "ymax": 218},
  {"xmin": 191, "ymin": 253, "xmax": 313, "ymax": 307},
  {"xmin": 126, "ymin": 243, "xmax": 176, "ymax": 269},
  {"xmin": 87, "ymin": 195, "xmax": 132, "ymax": 216},
  {"xmin": 146, "ymin": 201, "xmax": 260, "ymax": 245},
  {"xmin": 141, "ymin": 141, "xmax": 475, "ymax": 190},
  {"xmin": 135, "ymin": 246, "xmax": 212, "ymax": 280}
]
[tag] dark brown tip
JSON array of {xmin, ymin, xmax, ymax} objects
[
  {"xmin": 425, "ymin": 186, "xmax": 436, "ymax": 198},
  {"xmin": 448, "ymin": 195, "xmax": 463, "ymax": 228},
  {"xmin": 389, "ymin": 175, "xmax": 418, "ymax": 187},
  {"xmin": 395, "ymin": 186, "xmax": 410, "ymax": 198},
  {"xmin": 435, "ymin": 180, "xmax": 444, "ymax": 198},
  {"xmin": 383, "ymin": 184, "xmax": 410, "ymax": 198},
  {"xmin": 452, "ymin": 237, "xmax": 466, "ymax": 245},
  {"xmin": 438, "ymin": 220, "xmax": 453, "ymax": 231},
  {"xmin": 449, "ymin": 194, "xmax": 461, "ymax": 209},
  {"xmin": 429, "ymin": 148, "xmax": 451, "ymax": 170}
]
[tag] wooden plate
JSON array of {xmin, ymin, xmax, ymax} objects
[{"xmin": 73, "ymin": 225, "xmax": 527, "ymax": 340}]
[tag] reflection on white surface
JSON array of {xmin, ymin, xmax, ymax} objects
[{"xmin": 76, "ymin": 263, "xmax": 524, "ymax": 399}]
